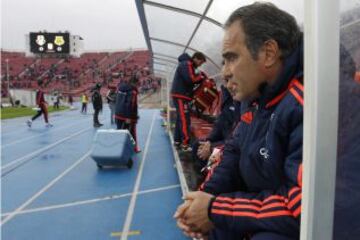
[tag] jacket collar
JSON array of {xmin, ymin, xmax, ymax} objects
[{"xmin": 258, "ymin": 36, "xmax": 303, "ymax": 108}]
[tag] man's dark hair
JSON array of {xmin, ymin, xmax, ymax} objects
[
  {"xmin": 37, "ymin": 79, "xmax": 43, "ymax": 86},
  {"xmin": 192, "ymin": 52, "xmax": 206, "ymax": 62},
  {"xmin": 225, "ymin": 2, "xmax": 300, "ymax": 60}
]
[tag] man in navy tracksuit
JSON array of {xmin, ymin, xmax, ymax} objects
[
  {"xmin": 192, "ymin": 85, "xmax": 240, "ymax": 175},
  {"xmin": 171, "ymin": 52, "xmax": 206, "ymax": 151},
  {"xmin": 175, "ymin": 3, "xmax": 303, "ymax": 240},
  {"xmin": 115, "ymin": 75, "xmax": 140, "ymax": 153}
]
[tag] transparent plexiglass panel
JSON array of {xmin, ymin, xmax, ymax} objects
[
  {"xmin": 154, "ymin": 71, "xmax": 167, "ymax": 78},
  {"xmin": 145, "ymin": 4, "xmax": 200, "ymax": 45},
  {"xmin": 207, "ymin": 0, "xmax": 304, "ymax": 25},
  {"xmin": 152, "ymin": 41, "xmax": 184, "ymax": 59},
  {"xmin": 153, "ymin": 56, "xmax": 178, "ymax": 65},
  {"xmin": 333, "ymin": 0, "xmax": 360, "ymax": 239},
  {"xmin": 199, "ymin": 62, "xmax": 220, "ymax": 78},
  {"xmin": 153, "ymin": 63, "xmax": 168, "ymax": 72},
  {"xmin": 189, "ymin": 20, "xmax": 223, "ymax": 71},
  {"xmin": 153, "ymin": 53, "xmax": 179, "ymax": 62},
  {"xmin": 153, "ymin": 59, "xmax": 177, "ymax": 67},
  {"xmin": 154, "ymin": 59, "xmax": 174, "ymax": 64},
  {"xmin": 152, "ymin": 40, "xmax": 195, "ymax": 60},
  {"xmin": 148, "ymin": 0, "xmax": 209, "ymax": 14},
  {"xmin": 153, "ymin": 62, "xmax": 167, "ymax": 68}
]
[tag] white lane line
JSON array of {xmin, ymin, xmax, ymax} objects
[
  {"xmin": 1, "ymin": 150, "xmax": 92, "ymax": 225},
  {"xmin": 1, "ymin": 185, "xmax": 180, "ymax": 217},
  {"xmin": 1, "ymin": 127, "xmax": 91, "ymax": 170},
  {"xmin": 1, "ymin": 106, "xmax": 109, "ymax": 136},
  {"xmin": 121, "ymin": 112, "xmax": 156, "ymax": 240},
  {"xmin": 2, "ymin": 118, "xmax": 91, "ymax": 148},
  {"xmin": 1, "ymin": 111, "xmax": 88, "ymax": 137}
]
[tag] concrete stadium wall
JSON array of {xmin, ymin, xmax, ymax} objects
[{"xmin": 9, "ymin": 89, "xmax": 54, "ymax": 107}]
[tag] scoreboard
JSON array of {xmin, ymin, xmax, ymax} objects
[{"xmin": 29, "ymin": 32, "xmax": 70, "ymax": 54}]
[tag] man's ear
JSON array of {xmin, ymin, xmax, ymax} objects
[{"xmin": 261, "ymin": 39, "xmax": 280, "ymax": 68}]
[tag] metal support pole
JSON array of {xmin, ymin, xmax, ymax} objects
[
  {"xmin": 166, "ymin": 63, "xmax": 171, "ymax": 133},
  {"xmin": 6, "ymin": 59, "xmax": 10, "ymax": 93},
  {"xmin": 301, "ymin": 0, "xmax": 340, "ymax": 239}
]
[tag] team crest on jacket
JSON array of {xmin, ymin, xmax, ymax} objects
[
  {"xmin": 259, "ymin": 147, "xmax": 270, "ymax": 160},
  {"xmin": 270, "ymin": 113, "xmax": 276, "ymax": 121}
]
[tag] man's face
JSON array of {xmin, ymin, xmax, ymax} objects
[
  {"xmin": 193, "ymin": 58, "xmax": 205, "ymax": 68},
  {"xmin": 222, "ymin": 21, "xmax": 266, "ymax": 101}
]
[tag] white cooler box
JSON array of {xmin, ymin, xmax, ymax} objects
[{"xmin": 90, "ymin": 129, "xmax": 135, "ymax": 169}]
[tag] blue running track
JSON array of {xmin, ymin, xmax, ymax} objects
[{"xmin": 1, "ymin": 106, "xmax": 188, "ymax": 240}]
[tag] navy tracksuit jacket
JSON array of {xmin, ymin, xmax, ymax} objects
[
  {"xmin": 171, "ymin": 53, "xmax": 204, "ymax": 101},
  {"xmin": 114, "ymin": 82, "xmax": 139, "ymax": 149},
  {"xmin": 192, "ymin": 85, "xmax": 240, "ymax": 174},
  {"xmin": 201, "ymin": 40, "xmax": 304, "ymax": 239},
  {"xmin": 171, "ymin": 53, "xmax": 204, "ymax": 145},
  {"xmin": 206, "ymin": 85, "xmax": 241, "ymax": 146},
  {"xmin": 114, "ymin": 82, "xmax": 138, "ymax": 122}
]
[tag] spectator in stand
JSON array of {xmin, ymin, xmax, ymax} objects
[
  {"xmin": 27, "ymin": 80, "xmax": 53, "ymax": 128},
  {"xmin": 91, "ymin": 83, "xmax": 103, "ymax": 127},
  {"xmin": 53, "ymin": 93, "xmax": 61, "ymax": 110},
  {"xmin": 81, "ymin": 92, "xmax": 89, "ymax": 114},
  {"xmin": 106, "ymin": 86, "xmax": 117, "ymax": 124},
  {"xmin": 68, "ymin": 94, "xmax": 74, "ymax": 108},
  {"xmin": 171, "ymin": 51, "xmax": 207, "ymax": 152}
]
